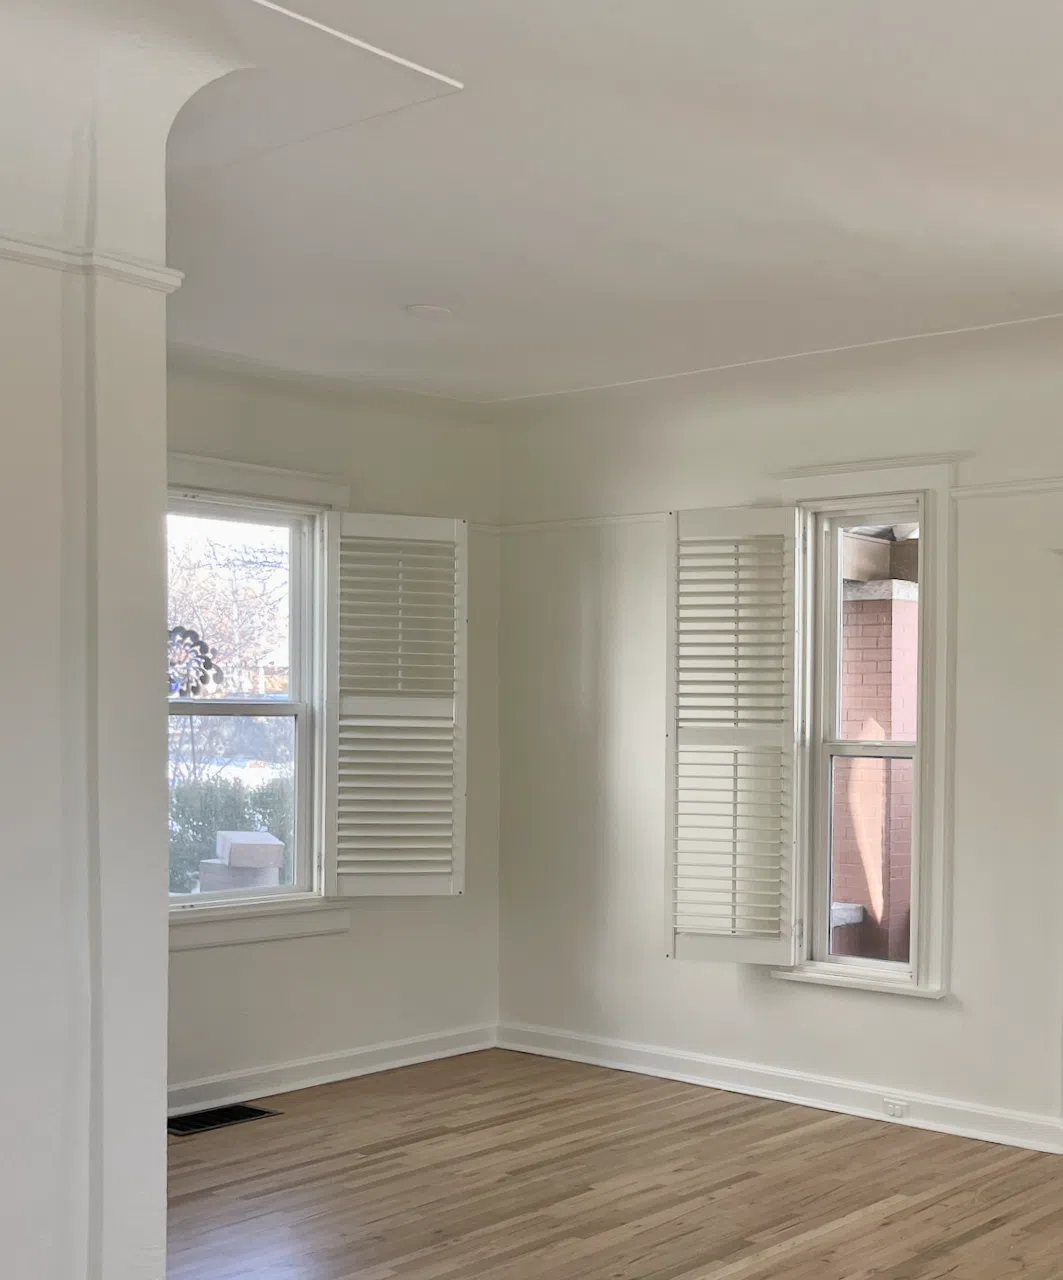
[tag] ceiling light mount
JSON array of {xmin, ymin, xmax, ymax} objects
[{"xmin": 405, "ymin": 304, "xmax": 454, "ymax": 321}]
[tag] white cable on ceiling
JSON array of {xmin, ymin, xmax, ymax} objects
[{"xmin": 243, "ymin": 0, "xmax": 464, "ymax": 90}]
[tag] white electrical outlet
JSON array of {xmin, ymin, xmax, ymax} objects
[{"xmin": 883, "ymin": 1098, "xmax": 910, "ymax": 1120}]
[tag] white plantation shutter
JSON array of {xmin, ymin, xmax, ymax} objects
[
  {"xmin": 666, "ymin": 506, "xmax": 800, "ymax": 965},
  {"xmin": 326, "ymin": 513, "xmax": 467, "ymax": 896}
]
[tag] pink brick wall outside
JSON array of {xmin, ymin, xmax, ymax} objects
[
  {"xmin": 890, "ymin": 601, "xmax": 919, "ymax": 741},
  {"xmin": 841, "ymin": 597, "xmax": 895, "ymax": 743},
  {"xmin": 831, "ymin": 595, "xmax": 917, "ymax": 962},
  {"xmin": 888, "ymin": 600, "xmax": 917, "ymax": 961}
]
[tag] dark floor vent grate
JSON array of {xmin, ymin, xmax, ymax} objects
[{"xmin": 168, "ymin": 1103, "xmax": 278, "ymax": 1136}]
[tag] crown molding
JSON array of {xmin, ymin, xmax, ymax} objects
[
  {"xmin": 0, "ymin": 233, "xmax": 183, "ymax": 293},
  {"xmin": 488, "ymin": 313, "xmax": 1063, "ymax": 405},
  {"xmin": 166, "ymin": 342, "xmax": 497, "ymax": 414}
]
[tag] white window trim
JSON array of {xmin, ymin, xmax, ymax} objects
[
  {"xmin": 167, "ymin": 495, "xmax": 320, "ymax": 907},
  {"xmin": 169, "ymin": 898, "xmax": 351, "ymax": 951},
  {"xmin": 775, "ymin": 462, "xmax": 955, "ymax": 997},
  {"xmin": 772, "ymin": 961, "xmax": 946, "ymax": 998},
  {"xmin": 808, "ymin": 496, "xmax": 921, "ymax": 978},
  {"xmin": 166, "ymin": 474, "xmax": 350, "ymax": 948},
  {"xmin": 168, "ymin": 452, "xmax": 350, "ymax": 510}
]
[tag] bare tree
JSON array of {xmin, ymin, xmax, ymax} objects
[{"xmin": 167, "ymin": 525, "xmax": 289, "ymax": 696}]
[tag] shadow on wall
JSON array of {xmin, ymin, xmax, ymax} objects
[{"xmin": 502, "ymin": 521, "xmax": 668, "ymax": 1031}]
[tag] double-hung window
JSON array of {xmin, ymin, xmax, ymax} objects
[
  {"xmin": 167, "ymin": 476, "xmax": 468, "ymax": 917},
  {"xmin": 665, "ymin": 463, "xmax": 952, "ymax": 994},
  {"xmin": 809, "ymin": 502, "xmax": 921, "ymax": 972},
  {"xmin": 167, "ymin": 498, "xmax": 317, "ymax": 903}
]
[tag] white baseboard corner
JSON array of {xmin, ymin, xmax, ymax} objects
[
  {"xmin": 169, "ymin": 1019, "xmax": 1063, "ymax": 1155},
  {"xmin": 497, "ymin": 1022, "xmax": 1063, "ymax": 1155},
  {"xmin": 167, "ymin": 1024, "xmax": 496, "ymax": 1116}
]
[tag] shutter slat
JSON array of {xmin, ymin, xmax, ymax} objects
[
  {"xmin": 676, "ymin": 876, "xmax": 784, "ymax": 887},
  {"xmin": 668, "ymin": 515, "xmax": 797, "ymax": 964},
  {"xmin": 340, "ymin": 623, "xmax": 456, "ymax": 633},
  {"xmin": 338, "ymin": 534, "xmax": 457, "ymax": 698},
  {"xmin": 335, "ymin": 714, "xmax": 459, "ymax": 882}
]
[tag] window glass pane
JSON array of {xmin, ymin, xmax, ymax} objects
[
  {"xmin": 168, "ymin": 714, "xmax": 295, "ymax": 895},
  {"xmin": 168, "ymin": 513, "xmax": 291, "ymax": 699},
  {"xmin": 838, "ymin": 522, "xmax": 919, "ymax": 741},
  {"xmin": 829, "ymin": 756, "xmax": 913, "ymax": 963}
]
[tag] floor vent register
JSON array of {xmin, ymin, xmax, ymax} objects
[{"xmin": 168, "ymin": 1104, "xmax": 278, "ymax": 1137}]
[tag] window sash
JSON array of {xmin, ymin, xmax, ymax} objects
[
  {"xmin": 807, "ymin": 498, "xmax": 924, "ymax": 973},
  {"xmin": 167, "ymin": 703, "xmax": 314, "ymax": 903},
  {"xmin": 810, "ymin": 743, "xmax": 918, "ymax": 970},
  {"xmin": 824, "ymin": 741, "xmax": 916, "ymax": 758},
  {"xmin": 167, "ymin": 495, "xmax": 316, "ymax": 704},
  {"xmin": 819, "ymin": 504, "xmax": 921, "ymax": 743},
  {"xmin": 168, "ymin": 699, "xmax": 301, "ymax": 717},
  {"xmin": 167, "ymin": 494, "xmax": 324, "ymax": 907}
]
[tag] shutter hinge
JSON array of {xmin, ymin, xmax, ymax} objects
[{"xmin": 793, "ymin": 918, "xmax": 805, "ymax": 948}]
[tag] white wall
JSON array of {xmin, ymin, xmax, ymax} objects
[
  {"xmin": 498, "ymin": 322, "xmax": 1063, "ymax": 1127},
  {"xmin": 166, "ymin": 361, "xmax": 501, "ymax": 1089},
  {"xmin": 167, "ymin": 326, "xmax": 1063, "ymax": 1141},
  {"xmin": 168, "ymin": 360, "xmax": 501, "ymax": 522}
]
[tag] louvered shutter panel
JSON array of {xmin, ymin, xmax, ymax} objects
[
  {"xmin": 666, "ymin": 507, "xmax": 799, "ymax": 965},
  {"xmin": 326, "ymin": 514, "xmax": 467, "ymax": 896}
]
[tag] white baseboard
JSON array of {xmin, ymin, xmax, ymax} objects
[
  {"xmin": 169, "ymin": 1019, "xmax": 1063, "ymax": 1154},
  {"xmin": 497, "ymin": 1022, "xmax": 1063, "ymax": 1154},
  {"xmin": 168, "ymin": 1024, "xmax": 496, "ymax": 1115}
]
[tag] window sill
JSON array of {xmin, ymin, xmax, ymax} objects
[
  {"xmin": 169, "ymin": 897, "xmax": 351, "ymax": 951},
  {"xmin": 771, "ymin": 963, "xmax": 946, "ymax": 999}
]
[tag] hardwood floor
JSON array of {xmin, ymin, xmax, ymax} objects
[{"xmin": 168, "ymin": 1049, "xmax": 1063, "ymax": 1279}]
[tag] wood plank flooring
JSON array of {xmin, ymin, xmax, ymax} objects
[{"xmin": 168, "ymin": 1049, "xmax": 1063, "ymax": 1279}]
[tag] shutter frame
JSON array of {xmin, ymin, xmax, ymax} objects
[
  {"xmin": 325, "ymin": 512, "xmax": 467, "ymax": 897},
  {"xmin": 665, "ymin": 506, "xmax": 800, "ymax": 966}
]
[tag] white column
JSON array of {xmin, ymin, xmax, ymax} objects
[
  {"xmin": 0, "ymin": 5, "xmax": 245, "ymax": 1278},
  {"xmin": 0, "ymin": 246, "xmax": 88, "ymax": 1280}
]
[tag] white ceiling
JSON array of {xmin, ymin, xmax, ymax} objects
[{"xmin": 167, "ymin": 1, "xmax": 1063, "ymax": 404}]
